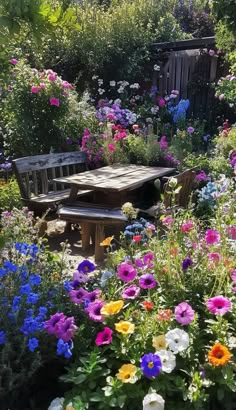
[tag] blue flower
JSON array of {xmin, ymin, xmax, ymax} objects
[
  {"xmin": 0, "ymin": 331, "xmax": 6, "ymax": 345},
  {"xmin": 38, "ymin": 306, "xmax": 47, "ymax": 319},
  {"xmin": 28, "ymin": 337, "xmax": 39, "ymax": 352},
  {"xmin": 12, "ymin": 296, "xmax": 21, "ymax": 312},
  {"xmin": 29, "ymin": 274, "xmax": 41, "ymax": 286},
  {"xmin": 20, "ymin": 284, "xmax": 31, "ymax": 295},
  {"xmin": 27, "ymin": 293, "xmax": 39, "ymax": 304},
  {"xmin": 77, "ymin": 260, "xmax": 96, "ymax": 274},
  {"xmin": 4, "ymin": 261, "xmax": 17, "ymax": 272},
  {"xmin": 140, "ymin": 353, "xmax": 162, "ymax": 378},
  {"xmin": 56, "ymin": 339, "xmax": 73, "ymax": 359},
  {"xmin": 0, "ymin": 268, "xmax": 7, "ymax": 278},
  {"xmin": 64, "ymin": 281, "xmax": 73, "ymax": 293}
]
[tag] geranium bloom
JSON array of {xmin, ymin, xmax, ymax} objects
[
  {"xmin": 117, "ymin": 262, "xmax": 137, "ymax": 282},
  {"xmin": 206, "ymin": 295, "xmax": 231, "ymax": 315},
  {"xmin": 139, "ymin": 274, "xmax": 157, "ymax": 289},
  {"xmin": 40, "ymin": 83, "xmax": 46, "ymax": 89},
  {"xmin": 143, "ymin": 392, "xmax": 165, "ymax": 410},
  {"xmin": 31, "ymin": 86, "xmax": 39, "ymax": 94},
  {"xmin": 208, "ymin": 343, "xmax": 231, "ymax": 366},
  {"xmin": 115, "ymin": 321, "xmax": 135, "ymax": 335},
  {"xmin": 101, "ymin": 300, "xmax": 124, "ymax": 316},
  {"xmin": 95, "ymin": 327, "xmax": 113, "ymax": 346},
  {"xmin": 121, "ymin": 285, "xmax": 140, "ymax": 299},
  {"xmin": 69, "ymin": 288, "xmax": 88, "ymax": 304},
  {"xmin": 100, "ymin": 236, "xmax": 114, "ymax": 246},
  {"xmin": 175, "ymin": 302, "xmax": 195, "ymax": 325},
  {"xmin": 181, "ymin": 221, "xmax": 194, "ymax": 233},
  {"xmin": 78, "ymin": 259, "xmax": 96, "ymax": 274},
  {"xmin": 158, "ymin": 349, "xmax": 176, "ymax": 373},
  {"xmin": 165, "ymin": 328, "xmax": 189, "ymax": 353},
  {"xmin": 50, "ymin": 97, "xmax": 60, "ymax": 107},
  {"xmin": 116, "ymin": 364, "xmax": 137, "ymax": 383},
  {"xmin": 141, "ymin": 301, "xmax": 154, "ymax": 311},
  {"xmin": 108, "ymin": 143, "xmax": 115, "ymax": 152},
  {"xmin": 48, "ymin": 73, "xmax": 57, "ymax": 81},
  {"xmin": 140, "ymin": 353, "xmax": 162, "ymax": 378},
  {"xmin": 152, "ymin": 335, "xmax": 166, "ymax": 351},
  {"xmin": 205, "ymin": 229, "xmax": 220, "ymax": 245},
  {"xmin": 157, "ymin": 309, "xmax": 172, "ymax": 322},
  {"xmin": 182, "ymin": 257, "xmax": 193, "ymax": 271},
  {"xmin": 85, "ymin": 300, "xmax": 105, "ymax": 322}
]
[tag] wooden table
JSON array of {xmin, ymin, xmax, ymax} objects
[{"xmin": 54, "ymin": 164, "xmax": 175, "ymax": 206}]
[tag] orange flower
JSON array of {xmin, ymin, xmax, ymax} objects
[
  {"xmin": 141, "ymin": 301, "xmax": 154, "ymax": 311},
  {"xmin": 157, "ymin": 309, "xmax": 172, "ymax": 322},
  {"xmin": 170, "ymin": 247, "xmax": 178, "ymax": 257},
  {"xmin": 208, "ymin": 343, "xmax": 231, "ymax": 366},
  {"xmin": 100, "ymin": 236, "xmax": 114, "ymax": 246}
]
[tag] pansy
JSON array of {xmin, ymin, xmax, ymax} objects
[
  {"xmin": 206, "ymin": 295, "xmax": 231, "ymax": 315},
  {"xmin": 165, "ymin": 328, "xmax": 189, "ymax": 353},
  {"xmin": 141, "ymin": 353, "xmax": 162, "ymax": 378},
  {"xmin": 175, "ymin": 302, "xmax": 195, "ymax": 325},
  {"xmin": 116, "ymin": 364, "xmax": 137, "ymax": 383},
  {"xmin": 158, "ymin": 349, "xmax": 176, "ymax": 373},
  {"xmin": 117, "ymin": 262, "xmax": 137, "ymax": 282},
  {"xmin": 139, "ymin": 274, "xmax": 157, "ymax": 289}
]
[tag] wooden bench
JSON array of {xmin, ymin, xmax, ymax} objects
[
  {"xmin": 58, "ymin": 204, "xmax": 127, "ymax": 263},
  {"xmin": 139, "ymin": 167, "xmax": 197, "ymax": 217},
  {"xmin": 13, "ymin": 152, "xmax": 92, "ymax": 213}
]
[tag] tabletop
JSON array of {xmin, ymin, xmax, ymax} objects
[{"xmin": 53, "ymin": 164, "xmax": 175, "ymax": 193}]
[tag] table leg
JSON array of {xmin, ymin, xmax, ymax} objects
[
  {"xmin": 65, "ymin": 185, "xmax": 80, "ymax": 231},
  {"xmin": 80, "ymin": 222, "xmax": 93, "ymax": 252},
  {"xmin": 95, "ymin": 223, "xmax": 105, "ymax": 263}
]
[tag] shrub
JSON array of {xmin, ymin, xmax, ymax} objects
[{"xmin": 0, "ymin": 179, "xmax": 21, "ymax": 211}]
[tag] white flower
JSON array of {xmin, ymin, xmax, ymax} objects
[
  {"xmin": 48, "ymin": 397, "xmax": 64, "ymax": 410},
  {"xmin": 130, "ymin": 83, "xmax": 140, "ymax": 89},
  {"xmin": 158, "ymin": 350, "xmax": 176, "ymax": 373},
  {"xmin": 151, "ymin": 106, "xmax": 159, "ymax": 114},
  {"xmin": 117, "ymin": 87, "xmax": 124, "ymax": 94},
  {"xmin": 98, "ymin": 78, "xmax": 103, "ymax": 85},
  {"xmin": 165, "ymin": 328, "xmax": 189, "ymax": 354},
  {"xmin": 114, "ymin": 98, "xmax": 121, "ymax": 105},
  {"xmin": 143, "ymin": 392, "xmax": 165, "ymax": 410},
  {"xmin": 154, "ymin": 64, "xmax": 160, "ymax": 71},
  {"xmin": 98, "ymin": 88, "xmax": 105, "ymax": 95},
  {"xmin": 110, "ymin": 81, "xmax": 116, "ymax": 87},
  {"xmin": 92, "ymin": 75, "xmax": 98, "ymax": 80}
]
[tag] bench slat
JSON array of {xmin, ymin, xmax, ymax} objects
[{"xmin": 58, "ymin": 206, "xmax": 127, "ymax": 222}]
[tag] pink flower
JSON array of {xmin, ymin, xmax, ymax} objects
[
  {"xmin": 31, "ymin": 86, "xmax": 39, "ymax": 94},
  {"xmin": 95, "ymin": 327, "xmax": 113, "ymax": 346},
  {"xmin": 10, "ymin": 58, "xmax": 18, "ymax": 65},
  {"xmin": 48, "ymin": 73, "xmax": 57, "ymax": 82},
  {"xmin": 122, "ymin": 285, "xmax": 140, "ymax": 299},
  {"xmin": 162, "ymin": 216, "xmax": 174, "ymax": 227},
  {"xmin": 108, "ymin": 143, "xmax": 115, "ymax": 152},
  {"xmin": 159, "ymin": 135, "xmax": 168, "ymax": 150},
  {"xmin": 175, "ymin": 302, "xmax": 195, "ymax": 325},
  {"xmin": 181, "ymin": 221, "xmax": 194, "ymax": 233},
  {"xmin": 206, "ymin": 295, "xmax": 231, "ymax": 315},
  {"xmin": 107, "ymin": 113, "xmax": 115, "ymax": 120},
  {"xmin": 40, "ymin": 83, "xmax": 46, "ymax": 89},
  {"xmin": 143, "ymin": 252, "xmax": 154, "ymax": 268},
  {"xmin": 158, "ymin": 98, "xmax": 166, "ymax": 107},
  {"xmin": 208, "ymin": 252, "xmax": 221, "ymax": 264},
  {"xmin": 205, "ymin": 229, "xmax": 220, "ymax": 245},
  {"xmin": 49, "ymin": 97, "xmax": 60, "ymax": 107},
  {"xmin": 218, "ymin": 94, "xmax": 225, "ymax": 101},
  {"xmin": 231, "ymin": 270, "xmax": 236, "ymax": 282},
  {"xmin": 117, "ymin": 262, "xmax": 137, "ymax": 282},
  {"xmin": 187, "ymin": 126, "xmax": 195, "ymax": 134},
  {"xmin": 133, "ymin": 124, "xmax": 139, "ymax": 130},
  {"xmin": 227, "ymin": 226, "xmax": 236, "ymax": 240},
  {"xmin": 62, "ymin": 81, "xmax": 73, "ymax": 89}
]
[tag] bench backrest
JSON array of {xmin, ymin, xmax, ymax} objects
[
  {"xmin": 13, "ymin": 152, "xmax": 88, "ymax": 199},
  {"xmin": 163, "ymin": 167, "xmax": 197, "ymax": 208}
]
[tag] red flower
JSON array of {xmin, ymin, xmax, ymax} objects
[
  {"xmin": 133, "ymin": 235, "xmax": 142, "ymax": 243},
  {"xmin": 141, "ymin": 301, "xmax": 154, "ymax": 311}
]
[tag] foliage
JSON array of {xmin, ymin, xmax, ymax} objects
[
  {"xmin": 0, "ymin": 179, "xmax": 21, "ymax": 211},
  {"xmin": 174, "ymin": 2, "xmax": 214, "ymax": 38},
  {"xmin": 0, "ymin": 60, "xmax": 83, "ymax": 156}
]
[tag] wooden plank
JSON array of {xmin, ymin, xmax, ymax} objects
[
  {"xmin": 13, "ymin": 152, "xmax": 88, "ymax": 173},
  {"xmin": 32, "ymin": 171, "xmax": 38, "ymax": 196},
  {"xmin": 41, "ymin": 169, "xmax": 49, "ymax": 194},
  {"xmin": 151, "ymin": 37, "xmax": 215, "ymax": 52},
  {"xmin": 24, "ymin": 173, "xmax": 31, "ymax": 198},
  {"xmin": 51, "ymin": 168, "xmax": 57, "ymax": 191}
]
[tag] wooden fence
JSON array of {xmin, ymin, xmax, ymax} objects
[{"xmin": 151, "ymin": 37, "xmax": 228, "ymax": 117}]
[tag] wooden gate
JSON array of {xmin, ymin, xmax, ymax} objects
[{"xmin": 151, "ymin": 37, "xmax": 227, "ymax": 117}]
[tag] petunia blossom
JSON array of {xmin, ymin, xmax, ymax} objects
[
  {"xmin": 175, "ymin": 302, "xmax": 195, "ymax": 325},
  {"xmin": 139, "ymin": 273, "xmax": 157, "ymax": 289},
  {"xmin": 117, "ymin": 262, "xmax": 137, "ymax": 282},
  {"xmin": 95, "ymin": 327, "xmax": 113, "ymax": 346},
  {"xmin": 206, "ymin": 295, "xmax": 231, "ymax": 316}
]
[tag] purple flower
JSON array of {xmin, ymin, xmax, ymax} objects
[
  {"xmin": 95, "ymin": 327, "xmax": 113, "ymax": 346},
  {"xmin": 117, "ymin": 262, "xmax": 137, "ymax": 282},
  {"xmin": 85, "ymin": 289, "xmax": 102, "ymax": 303},
  {"xmin": 141, "ymin": 353, "xmax": 162, "ymax": 378},
  {"xmin": 175, "ymin": 302, "xmax": 195, "ymax": 325},
  {"xmin": 143, "ymin": 252, "xmax": 154, "ymax": 268},
  {"xmin": 195, "ymin": 171, "xmax": 210, "ymax": 182},
  {"xmin": 182, "ymin": 257, "xmax": 193, "ymax": 271},
  {"xmin": 57, "ymin": 317, "xmax": 77, "ymax": 342},
  {"xmin": 77, "ymin": 259, "xmax": 96, "ymax": 274},
  {"xmin": 187, "ymin": 126, "xmax": 195, "ymax": 134},
  {"xmin": 139, "ymin": 274, "xmax": 157, "ymax": 289},
  {"xmin": 85, "ymin": 300, "xmax": 105, "ymax": 322},
  {"xmin": 44, "ymin": 312, "xmax": 66, "ymax": 336},
  {"xmin": 121, "ymin": 285, "xmax": 140, "ymax": 299},
  {"xmin": 69, "ymin": 287, "xmax": 88, "ymax": 304}
]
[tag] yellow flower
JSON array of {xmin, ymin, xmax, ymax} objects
[
  {"xmin": 100, "ymin": 236, "xmax": 114, "ymax": 246},
  {"xmin": 152, "ymin": 335, "xmax": 166, "ymax": 351},
  {"xmin": 116, "ymin": 363, "xmax": 137, "ymax": 383},
  {"xmin": 115, "ymin": 320, "xmax": 135, "ymax": 335},
  {"xmin": 101, "ymin": 300, "xmax": 124, "ymax": 316}
]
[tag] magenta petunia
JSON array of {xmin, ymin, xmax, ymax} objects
[
  {"xmin": 44, "ymin": 312, "xmax": 66, "ymax": 336},
  {"xmin": 205, "ymin": 229, "xmax": 220, "ymax": 245},
  {"xmin": 121, "ymin": 285, "xmax": 140, "ymax": 299},
  {"xmin": 143, "ymin": 252, "xmax": 154, "ymax": 268},
  {"xmin": 206, "ymin": 295, "xmax": 231, "ymax": 315},
  {"xmin": 139, "ymin": 273, "xmax": 157, "ymax": 289},
  {"xmin": 85, "ymin": 300, "xmax": 105, "ymax": 322},
  {"xmin": 175, "ymin": 302, "xmax": 195, "ymax": 325},
  {"xmin": 57, "ymin": 316, "xmax": 77, "ymax": 342},
  {"xmin": 69, "ymin": 287, "xmax": 88, "ymax": 304},
  {"xmin": 117, "ymin": 262, "xmax": 137, "ymax": 282},
  {"xmin": 95, "ymin": 327, "xmax": 113, "ymax": 346},
  {"xmin": 85, "ymin": 289, "xmax": 102, "ymax": 303}
]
